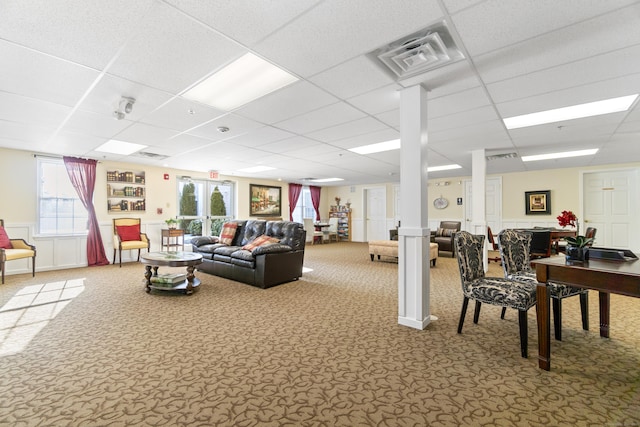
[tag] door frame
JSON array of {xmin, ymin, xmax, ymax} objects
[{"xmin": 362, "ymin": 186, "xmax": 387, "ymax": 242}]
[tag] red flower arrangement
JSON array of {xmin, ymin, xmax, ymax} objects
[{"xmin": 557, "ymin": 210, "xmax": 577, "ymax": 228}]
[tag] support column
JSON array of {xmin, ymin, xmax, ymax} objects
[
  {"xmin": 398, "ymin": 85, "xmax": 435, "ymax": 330},
  {"xmin": 471, "ymin": 149, "xmax": 488, "ymax": 270}
]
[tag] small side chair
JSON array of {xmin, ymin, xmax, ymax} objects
[
  {"xmin": 0, "ymin": 219, "xmax": 36, "ymax": 284},
  {"xmin": 498, "ymin": 229, "xmax": 589, "ymax": 341},
  {"xmin": 454, "ymin": 231, "xmax": 537, "ymax": 358},
  {"xmin": 113, "ymin": 218, "xmax": 150, "ymax": 267}
]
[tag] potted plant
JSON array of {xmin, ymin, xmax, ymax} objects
[
  {"xmin": 564, "ymin": 235, "xmax": 594, "ymax": 262},
  {"xmin": 165, "ymin": 218, "xmax": 178, "ymax": 229}
]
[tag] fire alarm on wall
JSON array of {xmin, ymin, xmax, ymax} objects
[{"xmin": 164, "ymin": 173, "xmax": 169, "ymax": 180}]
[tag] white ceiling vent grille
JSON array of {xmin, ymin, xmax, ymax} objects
[
  {"xmin": 369, "ymin": 21, "xmax": 464, "ymax": 80},
  {"xmin": 134, "ymin": 151, "xmax": 169, "ymax": 160}
]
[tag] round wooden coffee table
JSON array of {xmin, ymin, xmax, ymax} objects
[{"xmin": 140, "ymin": 251, "xmax": 203, "ymax": 295}]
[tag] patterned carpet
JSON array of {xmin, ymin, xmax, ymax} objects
[{"xmin": 0, "ymin": 242, "xmax": 639, "ymax": 426}]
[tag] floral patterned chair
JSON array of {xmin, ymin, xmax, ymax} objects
[
  {"xmin": 454, "ymin": 231, "xmax": 537, "ymax": 358},
  {"xmin": 497, "ymin": 229, "xmax": 589, "ymax": 341}
]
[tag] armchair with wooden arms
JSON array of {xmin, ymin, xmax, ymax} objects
[
  {"xmin": 113, "ymin": 218, "xmax": 150, "ymax": 267},
  {"xmin": 0, "ymin": 219, "xmax": 36, "ymax": 284}
]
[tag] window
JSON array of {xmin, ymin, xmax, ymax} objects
[
  {"xmin": 292, "ymin": 187, "xmax": 314, "ymax": 223},
  {"xmin": 37, "ymin": 157, "xmax": 88, "ymax": 235}
]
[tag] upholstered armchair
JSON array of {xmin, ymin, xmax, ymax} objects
[
  {"xmin": 0, "ymin": 219, "xmax": 36, "ymax": 284},
  {"xmin": 454, "ymin": 231, "xmax": 537, "ymax": 358},
  {"xmin": 497, "ymin": 229, "xmax": 589, "ymax": 341},
  {"xmin": 431, "ymin": 221, "xmax": 461, "ymax": 257},
  {"xmin": 113, "ymin": 218, "xmax": 150, "ymax": 267}
]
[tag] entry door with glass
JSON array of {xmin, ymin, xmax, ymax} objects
[{"xmin": 176, "ymin": 177, "xmax": 234, "ymax": 242}]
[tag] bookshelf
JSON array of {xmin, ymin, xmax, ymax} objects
[
  {"xmin": 329, "ymin": 206, "xmax": 351, "ymax": 241},
  {"xmin": 107, "ymin": 170, "xmax": 146, "ymax": 213}
]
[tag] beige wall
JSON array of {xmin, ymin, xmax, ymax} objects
[
  {"xmin": 0, "ymin": 148, "xmax": 307, "ymax": 226},
  {"xmin": 2, "ymin": 146, "xmax": 638, "ymax": 229}
]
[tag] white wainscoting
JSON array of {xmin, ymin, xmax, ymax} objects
[{"xmin": 2, "ymin": 221, "xmax": 178, "ymax": 280}]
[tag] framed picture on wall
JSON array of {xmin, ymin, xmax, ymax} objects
[
  {"xmin": 525, "ymin": 190, "xmax": 551, "ymax": 215},
  {"xmin": 249, "ymin": 184, "xmax": 281, "ymax": 217}
]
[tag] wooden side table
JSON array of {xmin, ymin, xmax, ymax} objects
[{"xmin": 161, "ymin": 228, "xmax": 184, "ymax": 251}]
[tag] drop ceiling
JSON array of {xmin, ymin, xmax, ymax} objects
[{"xmin": 0, "ymin": 0, "xmax": 639, "ymax": 185}]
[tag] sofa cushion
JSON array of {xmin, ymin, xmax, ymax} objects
[
  {"xmin": 219, "ymin": 222, "xmax": 238, "ymax": 245},
  {"xmin": 214, "ymin": 246, "xmax": 242, "ymax": 257},
  {"xmin": 242, "ymin": 235, "xmax": 279, "ymax": 251},
  {"xmin": 116, "ymin": 224, "xmax": 140, "ymax": 241},
  {"xmin": 0, "ymin": 226, "xmax": 12, "ymax": 249},
  {"xmin": 436, "ymin": 227, "xmax": 455, "ymax": 237}
]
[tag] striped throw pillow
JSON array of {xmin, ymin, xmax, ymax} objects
[{"xmin": 219, "ymin": 222, "xmax": 238, "ymax": 245}]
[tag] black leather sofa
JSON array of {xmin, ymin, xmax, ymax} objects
[{"xmin": 190, "ymin": 220, "xmax": 306, "ymax": 289}]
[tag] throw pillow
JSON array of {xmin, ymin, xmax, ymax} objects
[
  {"xmin": 0, "ymin": 227, "xmax": 12, "ymax": 249},
  {"xmin": 219, "ymin": 222, "xmax": 238, "ymax": 245},
  {"xmin": 436, "ymin": 227, "xmax": 445, "ymax": 237},
  {"xmin": 442, "ymin": 229, "xmax": 455, "ymax": 237},
  {"xmin": 242, "ymin": 235, "xmax": 279, "ymax": 251},
  {"xmin": 116, "ymin": 224, "xmax": 141, "ymax": 242}
]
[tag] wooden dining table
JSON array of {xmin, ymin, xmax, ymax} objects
[{"xmin": 533, "ymin": 255, "xmax": 640, "ymax": 371}]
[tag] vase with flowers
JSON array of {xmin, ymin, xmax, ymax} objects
[{"xmin": 557, "ymin": 210, "xmax": 592, "ymax": 261}]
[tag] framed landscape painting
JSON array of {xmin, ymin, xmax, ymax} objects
[
  {"xmin": 250, "ymin": 184, "xmax": 281, "ymax": 217},
  {"xmin": 525, "ymin": 190, "xmax": 551, "ymax": 215}
]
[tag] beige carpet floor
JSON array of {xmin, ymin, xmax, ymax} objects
[{"xmin": 0, "ymin": 242, "xmax": 639, "ymax": 426}]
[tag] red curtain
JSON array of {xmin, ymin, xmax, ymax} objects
[
  {"xmin": 309, "ymin": 185, "xmax": 321, "ymax": 221},
  {"xmin": 63, "ymin": 156, "xmax": 110, "ymax": 266},
  {"xmin": 288, "ymin": 183, "xmax": 302, "ymax": 221}
]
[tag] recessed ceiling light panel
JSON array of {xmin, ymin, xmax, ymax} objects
[
  {"xmin": 349, "ymin": 139, "xmax": 400, "ymax": 155},
  {"xmin": 504, "ymin": 94, "xmax": 638, "ymax": 129},
  {"xmin": 95, "ymin": 140, "xmax": 147, "ymax": 155},
  {"xmin": 521, "ymin": 149, "xmax": 598, "ymax": 162}
]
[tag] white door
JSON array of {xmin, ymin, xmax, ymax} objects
[
  {"xmin": 582, "ymin": 169, "xmax": 639, "ymax": 250},
  {"xmin": 463, "ymin": 177, "xmax": 502, "ymax": 233},
  {"xmin": 365, "ymin": 187, "xmax": 387, "ymax": 241}
]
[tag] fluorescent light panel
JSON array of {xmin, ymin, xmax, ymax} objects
[
  {"xmin": 428, "ymin": 164, "xmax": 461, "ymax": 172},
  {"xmin": 503, "ymin": 94, "xmax": 638, "ymax": 129},
  {"xmin": 522, "ymin": 149, "xmax": 598, "ymax": 162},
  {"xmin": 183, "ymin": 53, "xmax": 298, "ymax": 111},
  {"xmin": 95, "ymin": 140, "xmax": 147, "ymax": 155},
  {"xmin": 349, "ymin": 139, "xmax": 400, "ymax": 154},
  {"xmin": 311, "ymin": 178, "xmax": 344, "ymax": 183}
]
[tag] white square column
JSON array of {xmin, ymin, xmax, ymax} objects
[
  {"xmin": 398, "ymin": 85, "xmax": 435, "ymax": 330},
  {"xmin": 471, "ymin": 149, "xmax": 488, "ymax": 271}
]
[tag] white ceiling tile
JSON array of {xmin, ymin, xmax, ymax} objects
[
  {"xmin": 0, "ymin": 120, "xmax": 53, "ymax": 144},
  {"xmin": 0, "ymin": 92, "xmax": 71, "ymax": 129},
  {"xmin": 452, "ymin": 0, "xmax": 639, "ymax": 56},
  {"xmin": 63, "ymin": 110, "xmax": 132, "ymax": 139},
  {"xmin": 485, "ymin": 44, "xmax": 640, "ymax": 104},
  {"xmin": 165, "ymin": 0, "xmax": 322, "ymax": 46},
  {"xmin": 428, "ymin": 106, "xmax": 501, "ymax": 133},
  {"xmin": 140, "ymin": 97, "xmax": 225, "ymax": 132},
  {"xmin": 108, "ymin": 2, "xmax": 246, "ymax": 94},
  {"xmin": 225, "ymin": 126, "xmax": 296, "ymax": 148},
  {"xmin": 0, "ymin": 41, "xmax": 100, "ymax": 107},
  {"xmin": 258, "ymin": 136, "xmax": 325, "ymax": 155},
  {"xmin": 235, "ymin": 81, "xmax": 337, "ymax": 124},
  {"xmin": 0, "ymin": 0, "xmax": 155, "ymax": 69},
  {"xmin": 79, "ymin": 74, "xmax": 174, "ymax": 120},
  {"xmin": 496, "ymin": 74, "xmax": 640, "ymax": 118},
  {"xmin": 474, "ymin": 4, "xmax": 640, "ymax": 84},
  {"xmin": 254, "ymin": 0, "xmax": 445, "ymax": 77},
  {"xmin": 307, "ymin": 117, "xmax": 390, "ymax": 143},
  {"xmin": 275, "ymin": 102, "xmax": 366, "ymax": 134},
  {"xmin": 347, "ymin": 84, "xmax": 402, "ymax": 116},
  {"xmin": 428, "ymin": 86, "xmax": 492, "ymax": 119},
  {"xmin": 309, "ymin": 56, "xmax": 396, "ymax": 99},
  {"xmin": 114, "ymin": 122, "xmax": 179, "ymax": 146},
  {"xmin": 186, "ymin": 113, "xmax": 264, "ymax": 140}
]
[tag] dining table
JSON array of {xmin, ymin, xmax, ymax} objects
[{"xmin": 533, "ymin": 254, "xmax": 640, "ymax": 371}]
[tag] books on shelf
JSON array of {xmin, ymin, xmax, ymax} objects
[{"xmin": 150, "ymin": 273, "xmax": 187, "ymax": 285}]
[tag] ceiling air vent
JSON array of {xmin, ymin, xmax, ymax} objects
[
  {"xmin": 135, "ymin": 151, "xmax": 169, "ymax": 160},
  {"xmin": 369, "ymin": 21, "xmax": 464, "ymax": 80},
  {"xmin": 486, "ymin": 153, "xmax": 518, "ymax": 161}
]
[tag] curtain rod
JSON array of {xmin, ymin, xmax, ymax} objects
[{"xmin": 33, "ymin": 153, "xmax": 101, "ymax": 162}]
